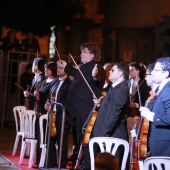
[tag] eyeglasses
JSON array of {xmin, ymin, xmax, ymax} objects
[{"xmin": 145, "ymin": 73, "xmax": 151, "ymax": 76}]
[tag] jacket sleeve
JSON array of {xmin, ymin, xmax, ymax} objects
[{"xmin": 101, "ymin": 87, "xmax": 128, "ymax": 136}]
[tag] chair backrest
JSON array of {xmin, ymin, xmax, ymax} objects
[
  {"xmin": 39, "ymin": 114, "xmax": 48, "ymax": 145},
  {"xmin": 143, "ymin": 157, "xmax": 170, "ymax": 170},
  {"xmin": 89, "ymin": 137, "xmax": 129, "ymax": 170},
  {"xmin": 13, "ymin": 106, "xmax": 26, "ymax": 132},
  {"xmin": 22, "ymin": 110, "xmax": 36, "ymax": 139}
]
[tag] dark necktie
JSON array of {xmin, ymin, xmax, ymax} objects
[
  {"xmin": 51, "ymin": 80, "xmax": 61, "ymax": 100},
  {"xmin": 155, "ymin": 86, "xmax": 159, "ymax": 94}
]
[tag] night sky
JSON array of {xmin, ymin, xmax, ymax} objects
[{"xmin": 0, "ymin": 0, "xmax": 85, "ymax": 36}]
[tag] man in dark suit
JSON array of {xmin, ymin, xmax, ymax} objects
[
  {"xmin": 45, "ymin": 66, "xmax": 72, "ymax": 168},
  {"xmin": 128, "ymin": 62, "xmax": 151, "ymax": 116},
  {"xmin": 140, "ymin": 57, "xmax": 170, "ymax": 157},
  {"xmin": 24, "ymin": 58, "xmax": 45, "ymax": 110},
  {"xmin": 57, "ymin": 42, "xmax": 105, "ymax": 166},
  {"xmin": 92, "ymin": 62, "xmax": 130, "ymax": 169}
]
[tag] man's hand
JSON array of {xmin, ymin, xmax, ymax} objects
[
  {"xmin": 24, "ymin": 90, "xmax": 29, "ymax": 98},
  {"xmin": 93, "ymin": 98, "xmax": 101, "ymax": 107},
  {"xmin": 56, "ymin": 60, "xmax": 67, "ymax": 69},
  {"xmin": 45, "ymin": 103, "xmax": 51, "ymax": 111},
  {"xmin": 130, "ymin": 129, "xmax": 136, "ymax": 138},
  {"xmin": 92, "ymin": 64, "xmax": 98, "ymax": 80},
  {"xmin": 139, "ymin": 106, "xmax": 154, "ymax": 122},
  {"xmin": 130, "ymin": 102, "xmax": 139, "ymax": 108}
]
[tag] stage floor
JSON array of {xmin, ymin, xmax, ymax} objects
[{"xmin": 0, "ymin": 126, "xmax": 74, "ymax": 169}]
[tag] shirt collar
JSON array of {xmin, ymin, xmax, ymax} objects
[{"xmin": 111, "ymin": 81, "xmax": 122, "ymax": 88}]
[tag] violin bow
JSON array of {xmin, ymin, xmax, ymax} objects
[
  {"xmin": 69, "ymin": 53, "xmax": 98, "ymax": 100},
  {"xmin": 54, "ymin": 44, "xmax": 61, "ymax": 60}
]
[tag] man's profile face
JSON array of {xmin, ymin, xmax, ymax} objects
[{"xmin": 129, "ymin": 66, "xmax": 139, "ymax": 79}]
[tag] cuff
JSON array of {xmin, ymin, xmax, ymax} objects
[{"xmin": 146, "ymin": 112, "xmax": 155, "ymax": 122}]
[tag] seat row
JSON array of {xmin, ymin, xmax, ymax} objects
[{"xmin": 12, "ymin": 106, "xmax": 170, "ymax": 169}]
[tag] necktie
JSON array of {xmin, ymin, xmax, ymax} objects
[
  {"xmin": 155, "ymin": 86, "xmax": 159, "ymax": 94},
  {"xmin": 51, "ymin": 80, "xmax": 61, "ymax": 101}
]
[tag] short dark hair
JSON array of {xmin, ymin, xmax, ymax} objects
[
  {"xmin": 156, "ymin": 57, "xmax": 170, "ymax": 75},
  {"xmin": 146, "ymin": 63, "xmax": 155, "ymax": 74},
  {"xmin": 114, "ymin": 61, "xmax": 129, "ymax": 80},
  {"xmin": 80, "ymin": 42, "xmax": 101, "ymax": 62},
  {"xmin": 45, "ymin": 61, "xmax": 57, "ymax": 77},
  {"xmin": 129, "ymin": 62, "xmax": 146, "ymax": 79},
  {"xmin": 33, "ymin": 58, "xmax": 45, "ymax": 72}
]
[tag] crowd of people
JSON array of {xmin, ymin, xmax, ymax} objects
[
  {"xmin": 0, "ymin": 30, "xmax": 40, "ymax": 53},
  {"xmin": 8, "ymin": 39, "xmax": 170, "ymax": 170}
]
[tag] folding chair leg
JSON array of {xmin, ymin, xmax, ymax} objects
[
  {"xmin": 12, "ymin": 135, "xmax": 20, "ymax": 156},
  {"xmin": 39, "ymin": 147, "xmax": 47, "ymax": 167},
  {"xmin": 19, "ymin": 141, "xmax": 27, "ymax": 164},
  {"xmin": 28, "ymin": 141, "xmax": 37, "ymax": 168}
]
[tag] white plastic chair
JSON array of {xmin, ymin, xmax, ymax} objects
[
  {"xmin": 39, "ymin": 114, "xmax": 48, "ymax": 167},
  {"xmin": 38, "ymin": 113, "xmax": 59, "ymax": 168},
  {"xmin": 19, "ymin": 110, "xmax": 37, "ymax": 168},
  {"xmin": 143, "ymin": 156, "xmax": 170, "ymax": 170},
  {"xmin": 12, "ymin": 106, "xmax": 26, "ymax": 156},
  {"xmin": 89, "ymin": 137, "xmax": 129, "ymax": 170}
]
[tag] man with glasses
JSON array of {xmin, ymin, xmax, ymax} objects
[{"xmin": 140, "ymin": 57, "xmax": 170, "ymax": 157}]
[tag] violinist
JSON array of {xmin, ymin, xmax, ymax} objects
[
  {"xmin": 33, "ymin": 61, "xmax": 58, "ymax": 166},
  {"xmin": 130, "ymin": 63, "xmax": 158, "ymax": 138},
  {"xmin": 129, "ymin": 63, "xmax": 158, "ymax": 169},
  {"xmin": 128, "ymin": 62, "xmax": 150, "ymax": 117},
  {"xmin": 20, "ymin": 63, "xmax": 34, "ymax": 105},
  {"xmin": 57, "ymin": 42, "xmax": 105, "ymax": 167},
  {"xmin": 44, "ymin": 65, "xmax": 72, "ymax": 168},
  {"xmin": 24, "ymin": 58, "xmax": 45, "ymax": 110},
  {"xmin": 92, "ymin": 62, "xmax": 130, "ymax": 170},
  {"xmin": 140, "ymin": 57, "xmax": 170, "ymax": 157}
]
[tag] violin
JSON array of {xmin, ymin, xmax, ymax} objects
[
  {"xmin": 50, "ymin": 95, "xmax": 57, "ymax": 137},
  {"xmin": 82, "ymin": 91, "xmax": 106, "ymax": 146},
  {"xmin": 25, "ymin": 85, "xmax": 30, "ymax": 110},
  {"xmin": 129, "ymin": 116, "xmax": 140, "ymax": 170},
  {"xmin": 137, "ymin": 90, "xmax": 156, "ymax": 160}
]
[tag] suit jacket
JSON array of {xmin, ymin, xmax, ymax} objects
[
  {"xmin": 65, "ymin": 60, "xmax": 105, "ymax": 118},
  {"xmin": 127, "ymin": 79, "xmax": 151, "ymax": 116},
  {"xmin": 93, "ymin": 81, "xmax": 130, "ymax": 141},
  {"xmin": 29, "ymin": 72, "xmax": 45, "ymax": 110},
  {"xmin": 46, "ymin": 77, "xmax": 72, "ymax": 133},
  {"xmin": 148, "ymin": 80, "xmax": 170, "ymax": 156}
]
